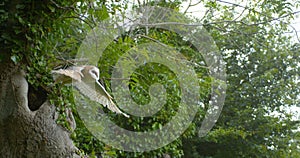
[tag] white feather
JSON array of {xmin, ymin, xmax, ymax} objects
[{"xmin": 52, "ymin": 65, "xmax": 129, "ymax": 117}]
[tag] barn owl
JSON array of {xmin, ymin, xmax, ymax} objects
[{"xmin": 52, "ymin": 65, "xmax": 129, "ymax": 118}]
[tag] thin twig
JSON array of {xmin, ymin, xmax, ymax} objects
[
  {"xmin": 183, "ymin": 0, "xmax": 193, "ymax": 14},
  {"xmin": 135, "ymin": 34, "xmax": 168, "ymax": 47},
  {"xmin": 50, "ymin": 0, "xmax": 76, "ymax": 10}
]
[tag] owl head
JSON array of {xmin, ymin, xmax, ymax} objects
[{"xmin": 88, "ymin": 66, "xmax": 100, "ymax": 80}]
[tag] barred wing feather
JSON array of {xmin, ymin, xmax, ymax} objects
[
  {"xmin": 51, "ymin": 69, "xmax": 83, "ymax": 82},
  {"xmin": 74, "ymin": 81, "xmax": 129, "ymax": 118}
]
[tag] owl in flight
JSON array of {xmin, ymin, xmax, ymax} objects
[{"xmin": 52, "ymin": 65, "xmax": 129, "ymax": 118}]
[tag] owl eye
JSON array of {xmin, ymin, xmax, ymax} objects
[{"xmin": 90, "ymin": 70, "xmax": 99, "ymax": 79}]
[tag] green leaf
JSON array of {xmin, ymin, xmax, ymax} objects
[
  {"xmin": 10, "ymin": 55, "xmax": 19, "ymax": 64},
  {"xmin": 16, "ymin": 4, "xmax": 25, "ymax": 9},
  {"xmin": 48, "ymin": 5, "xmax": 55, "ymax": 12}
]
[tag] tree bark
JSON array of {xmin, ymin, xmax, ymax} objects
[{"xmin": 0, "ymin": 62, "xmax": 80, "ymax": 157}]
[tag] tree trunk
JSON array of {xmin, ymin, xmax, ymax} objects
[{"xmin": 0, "ymin": 61, "xmax": 80, "ymax": 157}]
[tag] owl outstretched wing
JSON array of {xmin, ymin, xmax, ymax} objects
[
  {"xmin": 51, "ymin": 67, "xmax": 84, "ymax": 83},
  {"xmin": 73, "ymin": 81, "xmax": 129, "ymax": 118}
]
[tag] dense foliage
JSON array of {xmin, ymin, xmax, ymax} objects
[{"xmin": 1, "ymin": 0, "xmax": 299, "ymax": 157}]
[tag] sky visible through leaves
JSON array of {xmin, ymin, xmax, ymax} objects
[{"xmin": 179, "ymin": 0, "xmax": 300, "ymax": 121}]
